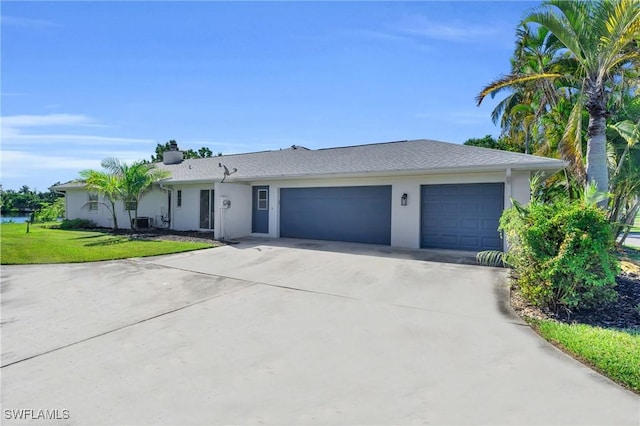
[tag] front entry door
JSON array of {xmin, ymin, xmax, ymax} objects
[
  {"xmin": 252, "ymin": 186, "xmax": 269, "ymax": 233},
  {"xmin": 199, "ymin": 189, "xmax": 215, "ymax": 230}
]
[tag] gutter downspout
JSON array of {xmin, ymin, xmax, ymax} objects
[
  {"xmin": 504, "ymin": 168, "xmax": 512, "ymax": 253},
  {"xmin": 159, "ymin": 183, "xmax": 173, "ymax": 229}
]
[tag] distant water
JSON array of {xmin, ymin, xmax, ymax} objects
[{"xmin": 1, "ymin": 215, "xmax": 31, "ymax": 224}]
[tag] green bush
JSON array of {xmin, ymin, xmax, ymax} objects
[
  {"xmin": 59, "ymin": 218, "xmax": 97, "ymax": 229},
  {"xmin": 34, "ymin": 198, "xmax": 65, "ymax": 222},
  {"xmin": 501, "ymin": 197, "xmax": 618, "ymax": 312}
]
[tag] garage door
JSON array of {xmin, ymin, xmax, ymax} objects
[
  {"xmin": 421, "ymin": 183, "xmax": 504, "ymax": 251},
  {"xmin": 280, "ymin": 186, "xmax": 392, "ymax": 245}
]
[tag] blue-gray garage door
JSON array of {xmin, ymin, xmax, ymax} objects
[
  {"xmin": 421, "ymin": 183, "xmax": 504, "ymax": 251},
  {"xmin": 280, "ymin": 186, "xmax": 392, "ymax": 245}
]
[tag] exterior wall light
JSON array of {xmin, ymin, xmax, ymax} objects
[{"xmin": 401, "ymin": 193, "xmax": 408, "ymax": 206}]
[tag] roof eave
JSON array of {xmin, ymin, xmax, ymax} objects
[{"xmin": 223, "ymin": 162, "xmax": 567, "ymax": 183}]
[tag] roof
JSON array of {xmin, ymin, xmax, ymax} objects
[
  {"xmin": 51, "ymin": 139, "xmax": 566, "ymax": 190},
  {"xmin": 154, "ymin": 139, "xmax": 565, "ymax": 184}
]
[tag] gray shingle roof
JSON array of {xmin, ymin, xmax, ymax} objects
[{"xmin": 156, "ymin": 139, "xmax": 565, "ymax": 183}]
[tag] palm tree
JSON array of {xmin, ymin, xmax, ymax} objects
[
  {"xmin": 478, "ymin": 0, "xmax": 640, "ymax": 200},
  {"xmin": 101, "ymin": 158, "xmax": 170, "ymax": 231},
  {"xmin": 79, "ymin": 169, "xmax": 122, "ymax": 230}
]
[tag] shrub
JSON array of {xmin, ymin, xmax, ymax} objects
[
  {"xmin": 59, "ymin": 218, "xmax": 97, "ymax": 229},
  {"xmin": 501, "ymin": 197, "xmax": 618, "ymax": 312},
  {"xmin": 34, "ymin": 198, "xmax": 65, "ymax": 222}
]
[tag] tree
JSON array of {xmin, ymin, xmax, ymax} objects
[
  {"xmin": 463, "ymin": 135, "xmax": 524, "ymax": 152},
  {"xmin": 477, "ymin": 0, "xmax": 640, "ymax": 200},
  {"xmin": 79, "ymin": 169, "xmax": 123, "ymax": 230},
  {"xmin": 150, "ymin": 140, "xmax": 214, "ymax": 162},
  {"xmin": 100, "ymin": 158, "xmax": 170, "ymax": 231}
]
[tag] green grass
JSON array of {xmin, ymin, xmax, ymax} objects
[
  {"xmin": 1, "ymin": 222, "xmax": 214, "ymax": 264},
  {"xmin": 629, "ymin": 210, "xmax": 640, "ymax": 233},
  {"xmin": 529, "ymin": 319, "xmax": 640, "ymax": 393}
]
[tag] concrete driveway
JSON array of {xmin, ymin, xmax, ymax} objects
[{"xmin": 1, "ymin": 238, "xmax": 638, "ymax": 425}]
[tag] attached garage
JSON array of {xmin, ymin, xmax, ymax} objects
[
  {"xmin": 280, "ymin": 186, "xmax": 392, "ymax": 245},
  {"xmin": 421, "ymin": 183, "xmax": 504, "ymax": 251}
]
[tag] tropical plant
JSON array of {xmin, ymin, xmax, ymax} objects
[
  {"xmin": 100, "ymin": 158, "xmax": 170, "ymax": 231},
  {"xmin": 59, "ymin": 218, "xmax": 97, "ymax": 230},
  {"xmin": 34, "ymin": 197, "xmax": 65, "ymax": 222},
  {"xmin": 478, "ymin": 0, "xmax": 640, "ymax": 202},
  {"xmin": 79, "ymin": 169, "xmax": 123, "ymax": 230},
  {"xmin": 499, "ymin": 183, "xmax": 619, "ymax": 312}
]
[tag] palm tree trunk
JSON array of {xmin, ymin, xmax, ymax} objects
[
  {"xmin": 127, "ymin": 208, "xmax": 134, "ymax": 234},
  {"xmin": 619, "ymin": 199, "xmax": 640, "ymax": 245},
  {"xmin": 109, "ymin": 199, "xmax": 119, "ymax": 230},
  {"xmin": 584, "ymin": 79, "xmax": 609, "ymax": 207}
]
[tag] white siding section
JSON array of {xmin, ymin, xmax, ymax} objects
[
  {"xmin": 62, "ymin": 170, "xmax": 533, "ymax": 250},
  {"xmin": 510, "ymin": 170, "xmax": 531, "ymax": 206},
  {"xmin": 169, "ymin": 184, "xmax": 215, "ymax": 231},
  {"xmin": 63, "ymin": 187, "xmax": 169, "ymax": 229},
  {"xmin": 214, "ymin": 182, "xmax": 252, "ymax": 240},
  {"xmin": 258, "ymin": 171, "xmax": 520, "ymax": 249}
]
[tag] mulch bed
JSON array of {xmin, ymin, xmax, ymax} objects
[
  {"xmin": 510, "ymin": 272, "xmax": 640, "ymax": 330},
  {"xmin": 112, "ymin": 228, "xmax": 219, "ymax": 244}
]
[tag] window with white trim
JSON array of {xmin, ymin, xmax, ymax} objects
[
  {"xmin": 124, "ymin": 199, "xmax": 137, "ymax": 211},
  {"xmin": 88, "ymin": 193, "xmax": 99, "ymax": 211},
  {"xmin": 257, "ymin": 189, "xmax": 268, "ymax": 210}
]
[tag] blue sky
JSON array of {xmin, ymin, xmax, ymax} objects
[{"xmin": 1, "ymin": 1, "xmax": 539, "ymax": 191}]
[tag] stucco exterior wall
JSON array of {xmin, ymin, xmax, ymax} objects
[
  {"xmin": 170, "ymin": 184, "xmax": 216, "ymax": 231},
  {"xmin": 62, "ymin": 169, "xmax": 532, "ymax": 249},
  {"xmin": 63, "ymin": 188, "xmax": 168, "ymax": 229},
  {"xmin": 258, "ymin": 170, "xmax": 530, "ymax": 250},
  {"xmin": 509, "ymin": 170, "xmax": 531, "ymax": 206},
  {"xmin": 213, "ymin": 182, "xmax": 252, "ymax": 240}
]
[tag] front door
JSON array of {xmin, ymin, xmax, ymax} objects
[
  {"xmin": 252, "ymin": 186, "xmax": 269, "ymax": 233},
  {"xmin": 199, "ymin": 189, "xmax": 215, "ymax": 230}
]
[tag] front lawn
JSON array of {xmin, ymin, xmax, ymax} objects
[
  {"xmin": 1, "ymin": 222, "xmax": 214, "ymax": 264},
  {"xmin": 529, "ymin": 319, "xmax": 640, "ymax": 393}
]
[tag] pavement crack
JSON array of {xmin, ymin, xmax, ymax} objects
[{"xmin": 1, "ymin": 282, "xmax": 256, "ymax": 369}]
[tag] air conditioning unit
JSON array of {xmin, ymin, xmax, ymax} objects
[{"xmin": 132, "ymin": 217, "xmax": 153, "ymax": 229}]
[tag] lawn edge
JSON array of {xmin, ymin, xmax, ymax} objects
[
  {"xmin": 523, "ymin": 316, "xmax": 640, "ymax": 395},
  {"xmin": 0, "ymin": 244, "xmax": 217, "ymax": 265}
]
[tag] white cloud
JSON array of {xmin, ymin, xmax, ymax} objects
[
  {"xmin": 0, "ymin": 15, "xmax": 58, "ymax": 29},
  {"xmin": 334, "ymin": 29, "xmax": 414, "ymax": 43},
  {"xmin": 5, "ymin": 133, "xmax": 155, "ymax": 145},
  {"xmin": 394, "ymin": 14, "xmax": 502, "ymax": 43},
  {"xmin": 1, "ymin": 150, "xmax": 101, "ymax": 172},
  {"xmin": 1, "ymin": 113, "xmax": 155, "ymax": 146},
  {"xmin": 0, "ymin": 113, "xmax": 161, "ymax": 189},
  {"xmin": 2, "ymin": 113, "xmax": 94, "ymax": 127}
]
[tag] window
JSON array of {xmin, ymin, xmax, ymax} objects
[
  {"xmin": 124, "ymin": 199, "xmax": 137, "ymax": 211},
  {"xmin": 177, "ymin": 190, "xmax": 182, "ymax": 208},
  {"xmin": 257, "ymin": 189, "xmax": 268, "ymax": 210},
  {"xmin": 88, "ymin": 193, "xmax": 99, "ymax": 211}
]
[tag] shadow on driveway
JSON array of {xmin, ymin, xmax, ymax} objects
[{"xmin": 223, "ymin": 236, "xmax": 484, "ymax": 266}]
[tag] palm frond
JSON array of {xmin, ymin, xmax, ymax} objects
[
  {"xmin": 559, "ymin": 96, "xmax": 586, "ymax": 183},
  {"xmin": 476, "ymin": 73, "xmax": 564, "ymax": 106},
  {"xmin": 583, "ymin": 180, "xmax": 609, "ymax": 207},
  {"xmin": 601, "ymin": 0, "xmax": 640, "ymax": 66},
  {"xmin": 476, "ymin": 251, "xmax": 510, "ymax": 267},
  {"xmin": 610, "ymin": 120, "xmax": 640, "ymax": 147},
  {"xmin": 524, "ymin": 5, "xmax": 585, "ymax": 66}
]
